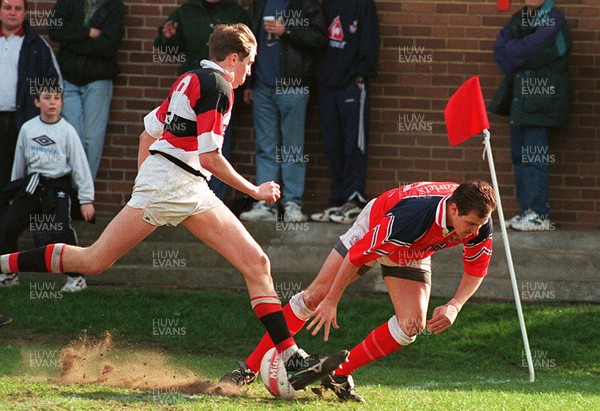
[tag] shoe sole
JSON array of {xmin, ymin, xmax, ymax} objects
[
  {"xmin": 0, "ymin": 318, "xmax": 12, "ymax": 327},
  {"xmin": 288, "ymin": 350, "xmax": 350, "ymax": 391}
]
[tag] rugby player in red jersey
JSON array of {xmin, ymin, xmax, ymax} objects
[{"xmin": 220, "ymin": 180, "xmax": 496, "ymax": 401}]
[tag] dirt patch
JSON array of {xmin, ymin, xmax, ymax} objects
[{"xmin": 54, "ymin": 331, "xmax": 241, "ymax": 397}]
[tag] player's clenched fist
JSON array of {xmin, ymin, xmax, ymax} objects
[{"xmin": 255, "ymin": 181, "xmax": 280, "ymax": 204}]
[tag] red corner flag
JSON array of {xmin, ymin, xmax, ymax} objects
[{"xmin": 444, "ymin": 76, "xmax": 490, "ymax": 146}]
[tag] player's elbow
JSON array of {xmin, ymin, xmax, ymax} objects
[{"xmin": 199, "ymin": 152, "xmax": 219, "ymax": 174}]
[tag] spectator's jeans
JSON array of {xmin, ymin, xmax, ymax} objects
[
  {"xmin": 253, "ymin": 82, "xmax": 309, "ymax": 206},
  {"xmin": 510, "ymin": 125, "xmax": 550, "ymax": 218},
  {"xmin": 62, "ymin": 79, "xmax": 113, "ymax": 180}
]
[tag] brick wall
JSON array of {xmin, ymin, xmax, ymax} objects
[{"xmin": 31, "ymin": 0, "xmax": 600, "ymax": 229}]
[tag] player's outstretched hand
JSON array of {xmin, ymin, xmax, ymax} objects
[
  {"xmin": 426, "ymin": 302, "xmax": 460, "ymax": 335},
  {"xmin": 306, "ymin": 298, "xmax": 339, "ymax": 342},
  {"xmin": 255, "ymin": 181, "xmax": 280, "ymax": 204},
  {"xmin": 80, "ymin": 203, "xmax": 96, "ymax": 222}
]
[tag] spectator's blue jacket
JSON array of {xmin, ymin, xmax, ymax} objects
[
  {"xmin": 315, "ymin": 0, "xmax": 380, "ymax": 88},
  {"xmin": 489, "ymin": 0, "xmax": 571, "ymax": 126},
  {"xmin": 17, "ymin": 21, "xmax": 62, "ymax": 129}
]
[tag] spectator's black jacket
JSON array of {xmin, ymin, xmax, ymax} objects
[
  {"xmin": 247, "ymin": 0, "xmax": 327, "ymax": 87},
  {"xmin": 49, "ymin": 0, "xmax": 124, "ymax": 86}
]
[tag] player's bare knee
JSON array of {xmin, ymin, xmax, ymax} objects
[
  {"xmin": 398, "ymin": 317, "xmax": 426, "ymax": 337},
  {"xmin": 78, "ymin": 252, "xmax": 113, "ymax": 275},
  {"xmin": 388, "ymin": 315, "xmax": 418, "ymax": 345},
  {"xmin": 244, "ymin": 252, "xmax": 271, "ymax": 282}
]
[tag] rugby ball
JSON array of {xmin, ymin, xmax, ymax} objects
[{"xmin": 260, "ymin": 347, "xmax": 302, "ymax": 400}]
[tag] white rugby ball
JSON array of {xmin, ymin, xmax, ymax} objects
[{"xmin": 260, "ymin": 347, "xmax": 302, "ymax": 400}]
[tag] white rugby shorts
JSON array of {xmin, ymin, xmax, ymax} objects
[{"xmin": 127, "ymin": 154, "xmax": 222, "ymax": 226}]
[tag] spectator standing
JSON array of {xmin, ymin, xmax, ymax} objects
[
  {"xmin": 0, "ymin": 0, "xmax": 61, "ymax": 190},
  {"xmin": 0, "ymin": 89, "xmax": 95, "ymax": 292},
  {"xmin": 154, "ymin": 0, "xmax": 249, "ymax": 200},
  {"xmin": 48, "ymin": 0, "xmax": 125, "ymax": 180},
  {"xmin": 310, "ymin": 0, "xmax": 379, "ymax": 224},
  {"xmin": 490, "ymin": 0, "xmax": 571, "ymax": 231},
  {"xmin": 240, "ymin": 0, "xmax": 327, "ymax": 222}
]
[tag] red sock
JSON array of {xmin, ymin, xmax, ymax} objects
[
  {"xmin": 246, "ymin": 302, "xmax": 307, "ymax": 372},
  {"xmin": 336, "ymin": 321, "xmax": 403, "ymax": 376}
]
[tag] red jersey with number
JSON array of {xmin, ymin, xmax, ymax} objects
[
  {"xmin": 144, "ymin": 60, "xmax": 233, "ymax": 178},
  {"xmin": 348, "ymin": 182, "xmax": 493, "ymax": 277}
]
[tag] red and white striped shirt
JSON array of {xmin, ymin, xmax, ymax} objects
[{"xmin": 144, "ymin": 60, "xmax": 233, "ymax": 178}]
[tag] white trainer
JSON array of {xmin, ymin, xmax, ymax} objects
[
  {"xmin": 511, "ymin": 211, "xmax": 552, "ymax": 232},
  {"xmin": 310, "ymin": 206, "xmax": 342, "ymax": 222},
  {"xmin": 283, "ymin": 202, "xmax": 308, "ymax": 223},
  {"xmin": 62, "ymin": 276, "xmax": 87, "ymax": 292},
  {"xmin": 507, "ymin": 209, "xmax": 533, "ymax": 228},
  {"xmin": 329, "ymin": 202, "xmax": 363, "ymax": 224},
  {"xmin": 239, "ymin": 200, "xmax": 277, "ymax": 222},
  {"xmin": 0, "ymin": 273, "xmax": 19, "ymax": 287}
]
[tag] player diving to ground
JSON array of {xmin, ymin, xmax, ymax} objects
[{"xmin": 219, "ymin": 180, "xmax": 496, "ymax": 402}]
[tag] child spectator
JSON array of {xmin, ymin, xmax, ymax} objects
[{"xmin": 0, "ymin": 88, "xmax": 94, "ymax": 292}]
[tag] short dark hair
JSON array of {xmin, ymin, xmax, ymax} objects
[
  {"xmin": 448, "ymin": 179, "xmax": 497, "ymax": 218},
  {"xmin": 209, "ymin": 23, "xmax": 256, "ymax": 62},
  {"xmin": 34, "ymin": 87, "xmax": 63, "ymax": 100}
]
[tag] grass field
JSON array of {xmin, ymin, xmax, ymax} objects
[{"xmin": 1, "ymin": 280, "xmax": 599, "ymax": 410}]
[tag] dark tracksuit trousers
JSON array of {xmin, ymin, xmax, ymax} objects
[
  {"xmin": 318, "ymin": 81, "xmax": 369, "ymax": 207},
  {"xmin": 0, "ymin": 176, "xmax": 81, "ymax": 278}
]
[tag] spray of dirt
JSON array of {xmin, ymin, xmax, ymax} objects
[{"xmin": 54, "ymin": 331, "xmax": 241, "ymax": 397}]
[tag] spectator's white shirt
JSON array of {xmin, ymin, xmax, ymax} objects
[{"xmin": 11, "ymin": 116, "xmax": 94, "ymax": 204}]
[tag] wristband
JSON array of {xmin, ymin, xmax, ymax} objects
[{"xmin": 449, "ymin": 298, "xmax": 463, "ymax": 311}]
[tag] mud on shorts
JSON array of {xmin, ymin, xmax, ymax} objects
[
  {"xmin": 335, "ymin": 198, "xmax": 432, "ymax": 285},
  {"xmin": 127, "ymin": 154, "xmax": 222, "ymax": 227}
]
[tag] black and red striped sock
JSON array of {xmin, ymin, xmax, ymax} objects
[
  {"xmin": 0, "ymin": 244, "xmax": 66, "ymax": 274},
  {"xmin": 245, "ymin": 301, "xmax": 307, "ymax": 372},
  {"xmin": 250, "ymin": 295, "xmax": 297, "ymax": 357}
]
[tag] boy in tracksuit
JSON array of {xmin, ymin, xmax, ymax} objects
[
  {"xmin": 311, "ymin": 0, "xmax": 380, "ymax": 224},
  {"xmin": 0, "ymin": 89, "xmax": 95, "ymax": 292}
]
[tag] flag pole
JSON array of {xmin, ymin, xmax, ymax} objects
[{"xmin": 482, "ymin": 129, "xmax": 535, "ymax": 382}]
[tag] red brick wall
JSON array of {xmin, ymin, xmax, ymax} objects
[{"xmin": 31, "ymin": 0, "xmax": 600, "ymax": 229}]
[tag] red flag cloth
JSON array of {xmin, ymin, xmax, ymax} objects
[
  {"xmin": 444, "ymin": 76, "xmax": 490, "ymax": 146},
  {"xmin": 497, "ymin": 0, "xmax": 510, "ymax": 11}
]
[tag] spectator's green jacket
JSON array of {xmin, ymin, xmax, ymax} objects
[
  {"xmin": 154, "ymin": 0, "xmax": 248, "ymax": 74},
  {"xmin": 489, "ymin": 0, "xmax": 571, "ymax": 127}
]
